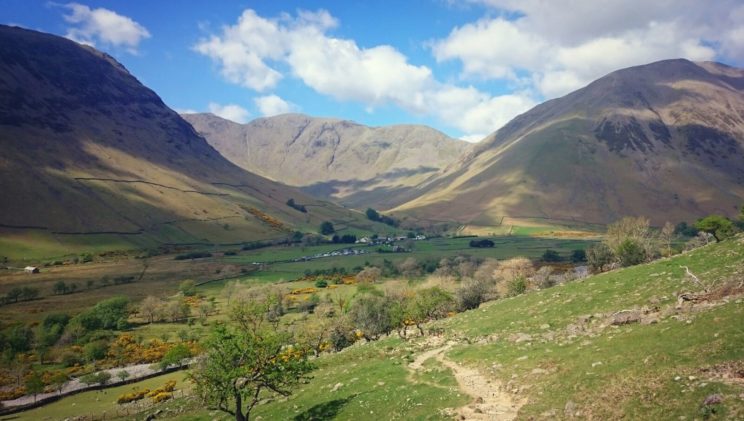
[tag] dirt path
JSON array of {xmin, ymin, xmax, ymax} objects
[{"xmin": 408, "ymin": 342, "xmax": 523, "ymax": 420}]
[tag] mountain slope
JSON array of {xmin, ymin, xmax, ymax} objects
[
  {"xmin": 394, "ymin": 59, "xmax": 744, "ymax": 226},
  {"xmin": 182, "ymin": 113, "xmax": 468, "ymax": 210},
  {"xmin": 0, "ymin": 25, "xmax": 376, "ymax": 258}
]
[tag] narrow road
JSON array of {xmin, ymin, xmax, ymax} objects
[{"xmin": 408, "ymin": 342, "xmax": 523, "ymax": 420}]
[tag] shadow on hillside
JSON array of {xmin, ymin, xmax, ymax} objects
[{"xmin": 293, "ymin": 394, "xmax": 358, "ymax": 421}]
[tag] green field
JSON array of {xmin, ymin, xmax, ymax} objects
[{"xmin": 224, "ymin": 236, "xmax": 595, "ymax": 282}]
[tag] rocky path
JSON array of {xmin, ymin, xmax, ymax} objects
[{"xmin": 408, "ymin": 342, "xmax": 523, "ymax": 420}]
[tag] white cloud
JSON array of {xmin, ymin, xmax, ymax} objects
[
  {"xmin": 208, "ymin": 102, "xmax": 251, "ymax": 124},
  {"xmin": 436, "ymin": 1, "xmax": 734, "ymax": 97},
  {"xmin": 62, "ymin": 3, "xmax": 150, "ymax": 53},
  {"xmin": 195, "ymin": 8, "xmax": 530, "ymax": 138},
  {"xmin": 460, "ymin": 134, "xmax": 486, "ymax": 143},
  {"xmin": 254, "ymin": 94, "xmax": 297, "ymax": 116}
]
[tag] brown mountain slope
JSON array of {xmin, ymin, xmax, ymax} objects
[
  {"xmin": 393, "ymin": 59, "xmax": 744, "ymax": 226},
  {"xmin": 0, "ymin": 25, "xmax": 376, "ymax": 258},
  {"xmin": 181, "ymin": 113, "xmax": 468, "ymax": 210}
]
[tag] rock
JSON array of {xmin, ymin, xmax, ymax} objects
[
  {"xmin": 331, "ymin": 382, "xmax": 343, "ymax": 392},
  {"xmin": 513, "ymin": 333, "xmax": 533, "ymax": 343},
  {"xmin": 611, "ymin": 310, "xmax": 642, "ymax": 325},
  {"xmin": 531, "ymin": 368, "xmax": 548, "ymax": 375},
  {"xmin": 564, "ymin": 400, "xmax": 577, "ymax": 418},
  {"xmin": 474, "ymin": 396, "xmax": 484, "ymax": 404},
  {"xmin": 674, "ymin": 376, "xmax": 682, "ymax": 381},
  {"xmin": 540, "ymin": 323, "xmax": 551, "ymax": 329},
  {"xmin": 702, "ymin": 393, "xmax": 723, "ymax": 406},
  {"xmin": 591, "ymin": 361, "xmax": 603, "ymax": 368},
  {"xmin": 474, "ymin": 407, "xmax": 483, "ymax": 414}
]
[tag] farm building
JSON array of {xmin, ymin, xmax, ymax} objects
[{"xmin": 24, "ymin": 266, "xmax": 39, "ymax": 273}]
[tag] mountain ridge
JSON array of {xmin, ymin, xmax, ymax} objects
[
  {"xmin": 182, "ymin": 112, "xmax": 469, "ymax": 210},
  {"xmin": 392, "ymin": 58, "xmax": 744, "ymax": 226}
]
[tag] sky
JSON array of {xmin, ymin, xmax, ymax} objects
[{"xmin": 4, "ymin": 1, "xmax": 744, "ymax": 141}]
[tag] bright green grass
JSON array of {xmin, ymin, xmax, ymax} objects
[
  {"xmin": 176, "ymin": 337, "xmax": 468, "ymax": 421},
  {"xmin": 434, "ymin": 237, "xmax": 744, "ymax": 419}
]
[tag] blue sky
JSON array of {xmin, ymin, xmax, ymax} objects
[{"xmin": 5, "ymin": 1, "xmax": 744, "ymax": 141}]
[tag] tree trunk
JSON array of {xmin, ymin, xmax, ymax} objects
[{"xmin": 235, "ymin": 392, "xmax": 246, "ymax": 421}]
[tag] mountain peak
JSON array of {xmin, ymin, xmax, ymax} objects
[{"xmin": 395, "ymin": 58, "xmax": 744, "ymax": 225}]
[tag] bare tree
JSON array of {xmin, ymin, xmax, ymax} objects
[
  {"xmin": 355, "ymin": 266, "xmax": 382, "ymax": 284},
  {"xmin": 660, "ymin": 222, "xmax": 675, "ymax": 257},
  {"xmin": 139, "ymin": 296, "xmax": 161, "ymax": 324}
]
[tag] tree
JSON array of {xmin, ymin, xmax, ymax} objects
[
  {"xmin": 365, "ymin": 208, "xmax": 380, "ymax": 221},
  {"xmin": 587, "ymin": 243, "xmax": 614, "ymax": 273},
  {"xmin": 190, "ymin": 304, "xmax": 313, "ymax": 421},
  {"xmin": 25, "ymin": 371, "xmax": 44, "ymax": 403},
  {"xmin": 355, "ymin": 266, "xmax": 381, "ymax": 284},
  {"xmin": 348, "ymin": 295, "xmax": 394, "ymax": 340},
  {"xmin": 50, "ymin": 371, "xmax": 68, "ymax": 394},
  {"xmin": 116, "ymin": 370, "xmax": 130, "ymax": 382},
  {"xmin": 160, "ymin": 343, "xmax": 192, "ymax": 370},
  {"xmin": 541, "ymin": 249, "xmax": 561, "ymax": 262},
  {"xmin": 616, "ymin": 239, "xmax": 646, "ymax": 267},
  {"xmin": 695, "ymin": 215, "xmax": 735, "ymax": 242},
  {"xmin": 456, "ymin": 279, "xmax": 491, "ymax": 311},
  {"xmin": 397, "ymin": 257, "xmax": 421, "ymax": 279},
  {"xmin": 180, "ymin": 280, "xmax": 197, "ymax": 297},
  {"xmin": 319, "ymin": 221, "xmax": 335, "ymax": 235},
  {"xmin": 660, "ymin": 222, "xmax": 675, "ymax": 256},
  {"xmin": 139, "ymin": 296, "xmax": 162, "ymax": 324},
  {"xmin": 53, "ymin": 281, "xmax": 69, "ymax": 295},
  {"xmin": 605, "ymin": 216, "xmax": 654, "ymax": 260},
  {"xmin": 570, "ymin": 249, "xmax": 587, "ymax": 263},
  {"xmin": 406, "ymin": 288, "xmax": 454, "ymax": 336}
]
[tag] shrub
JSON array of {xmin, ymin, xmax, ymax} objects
[
  {"xmin": 117, "ymin": 388, "xmax": 149, "ymax": 404},
  {"xmin": 319, "ymin": 221, "xmax": 335, "ymax": 235},
  {"xmin": 616, "ymin": 239, "xmax": 646, "ymax": 267},
  {"xmin": 286, "ymin": 198, "xmax": 307, "ymax": 213},
  {"xmin": 314, "ymin": 279, "xmax": 328, "ymax": 288},
  {"xmin": 456, "ymin": 279, "xmax": 491, "ymax": 311},
  {"xmin": 587, "ymin": 243, "xmax": 614, "ymax": 273},
  {"xmin": 570, "ymin": 249, "xmax": 587, "ymax": 263},
  {"xmin": 174, "ymin": 251, "xmax": 212, "ymax": 260},
  {"xmin": 507, "ymin": 277, "xmax": 527, "ymax": 296},
  {"xmin": 179, "ymin": 280, "xmax": 197, "ymax": 297},
  {"xmin": 469, "ymin": 239, "xmax": 495, "ymax": 248},
  {"xmin": 61, "ymin": 351, "xmax": 83, "ymax": 367},
  {"xmin": 541, "ymin": 249, "xmax": 561, "ymax": 262}
]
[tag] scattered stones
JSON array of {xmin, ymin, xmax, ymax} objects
[
  {"xmin": 611, "ymin": 310, "xmax": 642, "ymax": 325},
  {"xmin": 512, "ymin": 333, "xmax": 533, "ymax": 343}
]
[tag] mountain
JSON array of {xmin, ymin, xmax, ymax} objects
[
  {"xmin": 181, "ymin": 113, "xmax": 468, "ymax": 210},
  {"xmin": 0, "ymin": 25, "xmax": 376, "ymax": 258},
  {"xmin": 393, "ymin": 59, "xmax": 744, "ymax": 227}
]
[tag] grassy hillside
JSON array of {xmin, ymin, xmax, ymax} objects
[
  {"xmin": 203, "ymin": 236, "xmax": 743, "ymax": 419},
  {"xmin": 0, "ymin": 26, "xmax": 389, "ymax": 261},
  {"xmin": 10, "ymin": 236, "xmax": 742, "ymax": 420}
]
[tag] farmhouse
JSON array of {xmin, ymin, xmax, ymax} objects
[{"xmin": 24, "ymin": 266, "xmax": 39, "ymax": 274}]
